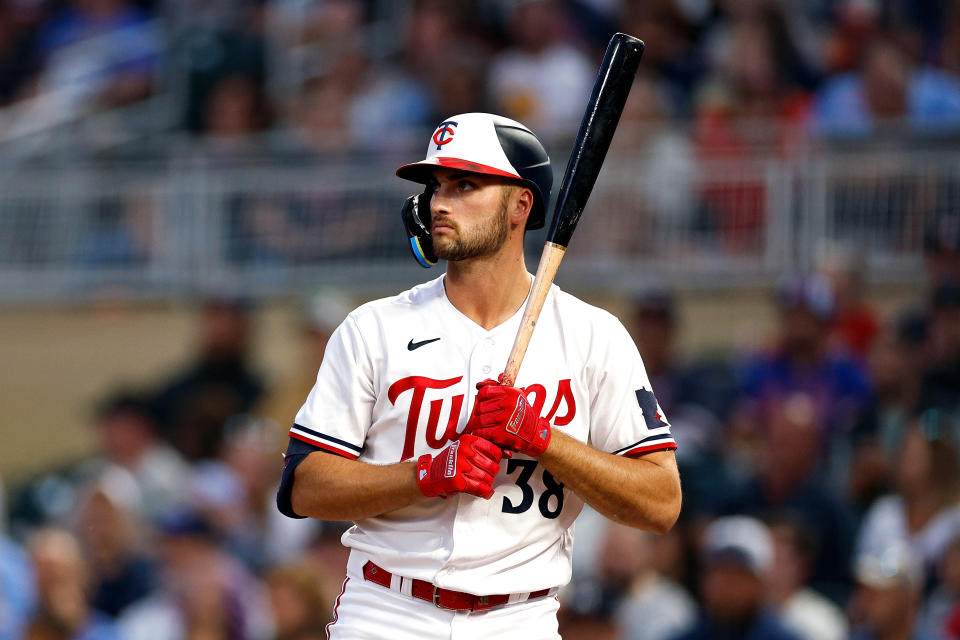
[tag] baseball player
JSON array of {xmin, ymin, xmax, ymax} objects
[{"xmin": 276, "ymin": 113, "xmax": 681, "ymax": 639}]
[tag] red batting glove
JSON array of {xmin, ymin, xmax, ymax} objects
[
  {"xmin": 466, "ymin": 380, "xmax": 551, "ymax": 457},
  {"xmin": 416, "ymin": 434, "xmax": 504, "ymax": 500}
]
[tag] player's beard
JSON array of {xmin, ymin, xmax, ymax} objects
[{"xmin": 432, "ymin": 190, "xmax": 511, "ymax": 262}]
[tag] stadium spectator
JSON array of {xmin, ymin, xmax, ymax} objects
[
  {"xmin": 690, "ymin": 0, "xmax": 822, "ymax": 254},
  {"xmin": 627, "ymin": 290, "xmax": 732, "ymax": 517},
  {"xmin": 0, "ymin": 4, "xmax": 42, "ymax": 107},
  {"xmin": 628, "ymin": 289, "xmax": 737, "ymax": 427},
  {"xmin": 917, "ymin": 281, "xmax": 960, "ymax": 416},
  {"xmin": 924, "ymin": 215, "xmax": 960, "ymax": 289},
  {"xmin": 259, "ymin": 289, "xmax": 353, "ymax": 432},
  {"xmin": 90, "ymin": 390, "xmax": 190, "ymax": 519},
  {"xmin": 423, "ymin": 43, "xmax": 491, "ymax": 129},
  {"xmin": 556, "ymin": 582, "xmax": 619, "ymax": 640},
  {"xmin": 263, "ymin": 563, "xmax": 333, "ymax": 640},
  {"xmin": 26, "ymin": 529, "xmax": 123, "ymax": 640},
  {"xmin": 615, "ymin": 71, "xmax": 698, "ymax": 238},
  {"xmin": 917, "ymin": 533, "xmax": 960, "ymax": 639},
  {"xmin": 346, "ymin": 28, "xmax": 434, "ymax": 151},
  {"xmin": 283, "ymin": 74, "xmax": 354, "ymax": 155},
  {"xmin": 487, "ymin": 0, "xmax": 596, "ymax": 141},
  {"xmin": 630, "ymin": 290, "xmax": 682, "ymax": 413},
  {"xmin": 856, "ymin": 416, "xmax": 960, "ymax": 584},
  {"xmin": 620, "ymin": 3, "xmax": 705, "ymax": 118},
  {"xmin": 817, "ymin": 244, "xmax": 880, "ymax": 359},
  {"xmin": 698, "ymin": 2, "xmax": 817, "ymax": 123},
  {"xmin": 735, "ymin": 274, "xmax": 871, "ymax": 442},
  {"xmin": 0, "ymin": 534, "xmax": 34, "ymax": 640},
  {"xmin": 722, "ymin": 393, "xmax": 857, "ymax": 603},
  {"xmin": 202, "ymin": 73, "xmax": 273, "ymax": 143},
  {"xmin": 302, "ymin": 521, "xmax": 351, "ymax": 614},
  {"xmin": 188, "ymin": 416, "xmax": 318, "ymax": 571},
  {"xmin": 72, "ymin": 467, "xmax": 157, "ymax": 619},
  {"xmin": 0, "ymin": 476, "xmax": 35, "ymax": 640},
  {"xmin": 767, "ymin": 515, "xmax": 848, "ymax": 640},
  {"xmin": 813, "ymin": 36, "xmax": 960, "ymax": 138},
  {"xmin": 74, "ymin": 194, "xmax": 156, "ymax": 268},
  {"xmin": 151, "ymin": 295, "xmax": 265, "ymax": 461},
  {"xmin": 266, "ymin": 0, "xmax": 366, "ymax": 58},
  {"xmin": 848, "ymin": 312, "xmax": 930, "ymax": 514},
  {"xmin": 35, "ymin": 0, "xmax": 160, "ymax": 115},
  {"xmin": 670, "ymin": 516, "xmax": 801, "ymax": 640},
  {"xmin": 849, "ymin": 543, "xmax": 925, "ymax": 640},
  {"xmin": 599, "ymin": 521, "xmax": 696, "ymax": 640},
  {"xmin": 179, "ymin": 22, "xmax": 267, "ymax": 136},
  {"xmin": 118, "ymin": 509, "xmax": 272, "ymax": 640},
  {"xmin": 570, "ymin": 72, "xmax": 696, "ymax": 260}
]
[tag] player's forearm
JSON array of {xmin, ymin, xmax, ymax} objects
[
  {"xmin": 538, "ymin": 431, "xmax": 681, "ymax": 533},
  {"xmin": 290, "ymin": 452, "xmax": 422, "ymax": 521}
]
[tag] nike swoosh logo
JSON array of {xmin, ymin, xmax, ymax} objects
[{"xmin": 408, "ymin": 337, "xmax": 441, "ymax": 351}]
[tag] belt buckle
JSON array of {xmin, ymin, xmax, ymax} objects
[{"xmin": 432, "ymin": 585, "xmax": 454, "ymax": 610}]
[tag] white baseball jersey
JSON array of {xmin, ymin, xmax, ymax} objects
[{"xmin": 289, "ymin": 274, "xmax": 675, "ymax": 596}]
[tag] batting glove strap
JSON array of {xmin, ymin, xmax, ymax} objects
[{"xmin": 415, "ymin": 435, "xmax": 503, "ymax": 500}]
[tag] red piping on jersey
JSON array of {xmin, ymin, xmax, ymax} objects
[
  {"xmin": 622, "ymin": 442, "xmax": 678, "ymax": 458},
  {"xmin": 326, "ymin": 577, "xmax": 349, "ymax": 639},
  {"xmin": 290, "ymin": 433, "xmax": 360, "ymax": 460}
]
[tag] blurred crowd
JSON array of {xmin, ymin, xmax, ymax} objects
[
  {"xmin": 3, "ymin": 0, "xmax": 959, "ymax": 290},
  {"xmin": 4, "ymin": 0, "xmax": 959, "ymax": 298},
  {"xmin": 0, "ymin": 212, "xmax": 958, "ymax": 640},
  {"xmin": 4, "ymin": 0, "xmax": 960, "ymax": 150},
  {"xmin": 2, "ymin": 1, "xmax": 960, "ymax": 640}
]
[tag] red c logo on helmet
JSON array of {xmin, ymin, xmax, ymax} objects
[{"xmin": 432, "ymin": 120, "xmax": 457, "ymax": 150}]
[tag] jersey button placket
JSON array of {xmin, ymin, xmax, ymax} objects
[
  {"xmin": 468, "ymin": 336, "xmax": 496, "ymax": 387},
  {"xmin": 482, "ymin": 338, "xmax": 495, "ymax": 376}
]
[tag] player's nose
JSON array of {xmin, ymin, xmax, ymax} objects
[{"xmin": 431, "ymin": 189, "xmax": 452, "ymax": 217}]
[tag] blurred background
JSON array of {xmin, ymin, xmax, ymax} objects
[{"xmin": 1, "ymin": 0, "xmax": 959, "ymax": 638}]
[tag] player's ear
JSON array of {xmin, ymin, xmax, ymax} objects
[{"xmin": 509, "ymin": 186, "xmax": 534, "ymax": 227}]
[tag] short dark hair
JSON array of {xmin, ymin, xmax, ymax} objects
[{"xmin": 93, "ymin": 390, "xmax": 156, "ymax": 426}]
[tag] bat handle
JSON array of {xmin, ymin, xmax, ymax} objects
[{"xmin": 501, "ymin": 242, "xmax": 567, "ymax": 387}]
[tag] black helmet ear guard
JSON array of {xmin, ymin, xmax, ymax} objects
[{"xmin": 400, "ymin": 187, "xmax": 437, "ymax": 268}]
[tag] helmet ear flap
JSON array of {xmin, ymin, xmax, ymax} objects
[{"xmin": 400, "ymin": 187, "xmax": 437, "ymax": 268}]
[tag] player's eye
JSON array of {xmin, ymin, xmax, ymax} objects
[{"xmin": 458, "ymin": 180, "xmax": 475, "ymax": 192}]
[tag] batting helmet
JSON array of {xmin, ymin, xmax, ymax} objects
[{"xmin": 396, "ymin": 113, "xmax": 553, "ymax": 267}]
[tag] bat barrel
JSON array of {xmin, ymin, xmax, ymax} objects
[{"xmin": 546, "ymin": 33, "xmax": 645, "ymax": 248}]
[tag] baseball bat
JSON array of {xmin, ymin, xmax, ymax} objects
[{"xmin": 501, "ymin": 32, "xmax": 645, "ymax": 387}]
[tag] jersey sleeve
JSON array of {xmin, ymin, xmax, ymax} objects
[
  {"xmin": 287, "ymin": 314, "xmax": 374, "ymax": 459},
  {"xmin": 587, "ymin": 314, "xmax": 676, "ymax": 457}
]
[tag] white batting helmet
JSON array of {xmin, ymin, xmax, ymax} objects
[{"xmin": 396, "ymin": 113, "xmax": 553, "ymax": 229}]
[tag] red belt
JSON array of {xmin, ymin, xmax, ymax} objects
[{"xmin": 362, "ymin": 561, "xmax": 552, "ymax": 612}]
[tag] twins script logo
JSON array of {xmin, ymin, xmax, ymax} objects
[
  {"xmin": 432, "ymin": 120, "xmax": 457, "ymax": 150},
  {"xmin": 388, "ymin": 375, "xmax": 576, "ymax": 461}
]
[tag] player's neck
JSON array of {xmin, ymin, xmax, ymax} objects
[{"xmin": 443, "ymin": 247, "xmax": 530, "ymax": 331}]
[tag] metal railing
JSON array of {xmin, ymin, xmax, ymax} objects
[{"xmin": 0, "ymin": 142, "xmax": 946, "ymax": 302}]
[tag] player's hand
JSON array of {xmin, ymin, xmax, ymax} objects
[
  {"xmin": 466, "ymin": 380, "xmax": 551, "ymax": 457},
  {"xmin": 416, "ymin": 434, "xmax": 504, "ymax": 500}
]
